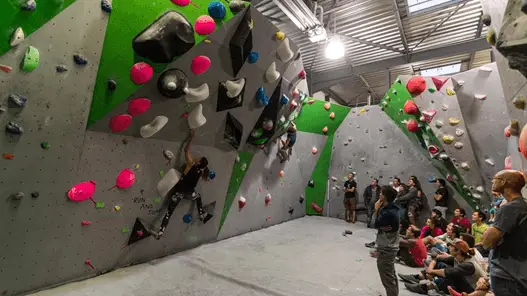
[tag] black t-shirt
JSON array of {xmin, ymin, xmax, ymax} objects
[
  {"xmin": 344, "ymin": 180, "xmax": 356, "ymax": 199},
  {"xmin": 437, "ymin": 256, "xmax": 476, "ymax": 293},
  {"xmin": 435, "ymin": 187, "xmax": 448, "ymax": 207}
]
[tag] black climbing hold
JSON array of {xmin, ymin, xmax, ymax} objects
[
  {"xmin": 6, "ymin": 122, "xmax": 23, "ymax": 134},
  {"xmin": 157, "ymin": 68, "xmax": 188, "ymax": 98},
  {"xmin": 101, "ymin": 0, "xmax": 112, "ymax": 13},
  {"xmin": 294, "ymin": 52, "xmax": 302, "ymax": 61},
  {"xmin": 308, "ymin": 180, "xmax": 315, "ymax": 188},
  {"xmin": 224, "ymin": 112, "xmax": 243, "ymax": 149},
  {"xmin": 288, "ymin": 208, "xmax": 294, "ymax": 215},
  {"xmin": 9, "ymin": 94, "xmax": 27, "ymax": 107},
  {"xmin": 482, "ymin": 14, "xmax": 491, "ymax": 26},
  {"xmin": 108, "ymin": 79, "xmax": 117, "ymax": 91},
  {"xmin": 133, "ymin": 11, "xmax": 195, "ymax": 63},
  {"xmin": 73, "ymin": 54, "xmax": 88, "ymax": 65},
  {"xmin": 21, "ymin": 0, "xmax": 36, "ymax": 11},
  {"xmin": 122, "ymin": 138, "xmax": 128, "ymax": 144},
  {"xmin": 299, "ymin": 196, "xmax": 304, "ymax": 204},
  {"xmin": 31, "ymin": 191, "xmax": 39, "ymax": 198},
  {"xmin": 40, "ymin": 141, "xmax": 50, "ymax": 149},
  {"xmin": 127, "ymin": 218, "xmax": 153, "ymax": 246},
  {"xmin": 56, "ymin": 65, "xmax": 68, "ymax": 72},
  {"xmin": 229, "ymin": 0, "xmax": 246, "ymax": 14},
  {"xmin": 522, "ymin": 0, "xmax": 527, "ymax": 14},
  {"xmin": 229, "ymin": 8, "xmax": 253, "ymax": 76}
]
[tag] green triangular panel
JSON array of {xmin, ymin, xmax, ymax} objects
[{"xmin": 305, "ymin": 134, "xmax": 334, "ymax": 215}]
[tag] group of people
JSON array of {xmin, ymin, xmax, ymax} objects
[{"xmin": 346, "ymin": 170, "xmax": 527, "ymax": 296}]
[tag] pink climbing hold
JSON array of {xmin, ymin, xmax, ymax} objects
[
  {"xmin": 68, "ymin": 181, "xmax": 97, "ymax": 202},
  {"xmin": 171, "ymin": 0, "xmax": 190, "ymax": 6},
  {"xmin": 81, "ymin": 220, "xmax": 92, "ymax": 226},
  {"xmin": 519, "ymin": 124, "xmax": 527, "ymax": 159},
  {"xmin": 432, "ymin": 77, "xmax": 448, "ymax": 91},
  {"xmin": 109, "ymin": 114, "xmax": 133, "ymax": 133},
  {"xmin": 195, "ymin": 15, "xmax": 216, "ymax": 35},
  {"xmin": 421, "ymin": 110, "xmax": 437, "ymax": 123},
  {"xmin": 116, "ymin": 169, "xmax": 135, "ymax": 189},
  {"xmin": 191, "ymin": 55, "xmax": 211, "ymax": 75},
  {"xmin": 407, "ymin": 119, "xmax": 419, "ymax": 132},
  {"xmin": 406, "ymin": 76, "xmax": 426, "ymax": 95},
  {"xmin": 127, "ymin": 98, "xmax": 151, "ymax": 116},
  {"xmin": 293, "ymin": 89, "xmax": 299, "ymax": 98},
  {"xmin": 427, "ymin": 145, "xmax": 439, "ymax": 155},
  {"xmin": 85, "ymin": 259, "xmax": 95, "ymax": 269},
  {"xmin": 504, "ymin": 126, "xmax": 511, "ymax": 138},
  {"xmin": 298, "ymin": 69, "xmax": 306, "ymax": 80},
  {"xmin": 130, "ymin": 62, "xmax": 154, "ymax": 85},
  {"xmin": 504, "ymin": 156, "xmax": 512, "ymax": 170}
]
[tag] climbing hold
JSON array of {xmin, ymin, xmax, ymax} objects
[
  {"xmin": 101, "ymin": 0, "xmax": 112, "ymax": 13},
  {"xmin": 105, "ymin": 80, "xmax": 117, "ymax": 92},
  {"xmin": 308, "ymin": 180, "xmax": 315, "ymax": 188},
  {"xmin": 403, "ymin": 100, "xmax": 418, "ymax": 114},
  {"xmin": 510, "ymin": 120, "xmax": 521, "ymax": 136},
  {"xmin": 109, "ymin": 114, "xmax": 133, "ymax": 133},
  {"xmin": 513, "ymin": 96, "xmax": 526, "ymax": 110},
  {"xmin": 54, "ymin": 65, "xmax": 68, "ymax": 73},
  {"xmin": 432, "ymin": 77, "xmax": 448, "ymax": 91},
  {"xmin": 195, "ymin": 15, "xmax": 216, "ymax": 35},
  {"xmin": 520, "ymin": 123, "xmax": 527, "ymax": 159},
  {"xmin": 240, "ymin": 163, "xmax": 247, "ymax": 171},
  {"xmin": 280, "ymin": 95, "xmax": 289, "ymax": 105},
  {"xmin": 427, "ymin": 145, "xmax": 439, "ymax": 155},
  {"xmin": 448, "ymin": 117, "xmax": 460, "ymax": 126},
  {"xmin": 275, "ymin": 31, "xmax": 286, "ymax": 41},
  {"xmin": 158, "ymin": 68, "xmax": 189, "ymax": 98},
  {"xmin": 31, "ymin": 192, "xmax": 39, "ymax": 198},
  {"xmin": 299, "ymin": 195, "xmax": 305, "ymax": 204},
  {"xmin": 208, "ymin": 170, "xmax": 216, "ymax": 180},
  {"xmin": 251, "ymin": 128, "xmax": 263, "ymax": 139},
  {"xmin": 11, "ymin": 192, "xmax": 24, "ymax": 200},
  {"xmin": 171, "ymin": 0, "xmax": 190, "ymax": 6},
  {"xmin": 441, "ymin": 104, "xmax": 448, "ymax": 111},
  {"xmin": 474, "ymin": 94, "xmax": 487, "ymax": 100},
  {"xmin": 127, "ymin": 98, "xmax": 151, "ymax": 116},
  {"xmin": 265, "ymin": 193, "xmax": 272, "ymax": 205},
  {"xmin": 479, "ymin": 66, "xmax": 492, "ymax": 73},
  {"xmin": 421, "ymin": 110, "xmax": 436, "ymax": 123},
  {"xmin": 504, "ymin": 126, "xmax": 511, "ymax": 137},
  {"xmin": 406, "ymin": 119, "xmax": 419, "ymax": 132},
  {"xmin": 482, "ymin": 14, "xmax": 491, "ymax": 26},
  {"xmin": 361, "ymin": 157, "xmax": 366, "ymax": 162},
  {"xmin": 392, "ymin": 89, "xmax": 397, "ymax": 95},
  {"xmin": 473, "ymin": 193, "xmax": 482, "ymax": 199},
  {"xmin": 475, "ymin": 186, "xmax": 485, "ymax": 193},
  {"xmin": 191, "ymin": 55, "xmax": 211, "ymax": 75},
  {"xmin": 6, "ymin": 122, "xmax": 23, "ymax": 135},
  {"xmin": 130, "ymin": 62, "xmax": 154, "ymax": 85},
  {"xmin": 455, "ymin": 128, "xmax": 465, "ymax": 137},
  {"xmin": 185, "ymin": 83, "xmax": 209, "ymax": 103},
  {"xmin": 322, "ymin": 126, "xmax": 328, "ymax": 134},
  {"xmin": 277, "ymin": 38, "xmax": 294, "ymax": 62},
  {"xmin": 223, "ymin": 78, "xmax": 245, "ymax": 98},
  {"xmin": 73, "ymin": 54, "xmax": 88, "ymax": 65},
  {"xmin": 485, "ymin": 158, "xmax": 494, "ymax": 166},
  {"xmin": 67, "ymin": 181, "xmax": 96, "ymax": 202},
  {"xmin": 163, "ymin": 149, "xmax": 175, "ymax": 161},
  {"xmin": 157, "ymin": 168, "xmax": 182, "ymax": 197},
  {"xmin": 188, "ymin": 104, "xmax": 206, "ymax": 129},
  {"xmin": 2, "ymin": 153, "xmax": 14, "ymax": 160},
  {"xmin": 428, "ymin": 88, "xmax": 436, "ymax": 93},
  {"xmin": 461, "ymin": 162, "xmax": 470, "ymax": 170},
  {"xmin": 140, "ymin": 116, "xmax": 169, "ymax": 138},
  {"xmin": 312, "ymin": 147, "xmax": 318, "ymax": 154},
  {"xmin": 439, "ymin": 153, "xmax": 449, "ymax": 160},
  {"xmin": 504, "ymin": 156, "xmax": 512, "ymax": 169},
  {"xmin": 256, "ymin": 87, "xmax": 269, "ymax": 105},
  {"xmin": 290, "ymin": 100, "xmax": 298, "ymax": 110},
  {"xmin": 238, "ymin": 196, "xmax": 247, "ymax": 209},
  {"xmin": 279, "ymin": 170, "xmax": 284, "ymax": 177},
  {"xmin": 288, "ymin": 207, "xmax": 294, "ymax": 215},
  {"xmin": 262, "ymin": 119, "xmax": 273, "ymax": 131},
  {"xmin": 9, "ymin": 94, "xmax": 28, "ymax": 107},
  {"xmin": 208, "ymin": 1, "xmax": 226, "ymax": 19},
  {"xmin": 10, "ymin": 27, "xmax": 24, "ymax": 47},
  {"xmin": 21, "ymin": 0, "xmax": 36, "ymax": 11},
  {"xmin": 40, "ymin": 141, "xmax": 50, "ymax": 149},
  {"xmin": 486, "ymin": 27, "xmax": 496, "ymax": 46},
  {"xmin": 446, "ymin": 88, "xmax": 456, "ymax": 96},
  {"xmin": 85, "ymin": 260, "xmax": 95, "ymax": 269},
  {"xmin": 0, "ymin": 64, "xmax": 12, "ymax": 73},
  {"xmin": 323, "ymin": 102, "xmax": 332, "ymax": 111},
  {"xmin": 406, "ymin": 76, "xmax": 426, "ymax": 95},
  {"xmin": 454, "ymin": 142, "xmax": 464, "ymax": 149},
  {"xmin": 114, "ymin": 205, "xmax": 121, "ymax": 211},
  {"xmin": 248, "ymin": 52, "xmax": 259, "ymax": 64},
  {"xmin": 115, "ymin": 169, "xmax": 135, "ymax": 189},
  {"xmin": 265, "ymin": 62, "xmax": 280, "ymax": 83},
  {"xmin": 21, "ymin": 46, "xmax": 39, "ymax": 72},
  {"xmin": 229, "ymin": 0, "xmax": 246, "ymax": 13},
  {"xmin": 311, "ymin": 202, "xmax": 323, "ymax": 213},
  {"xmin": 442, "ymin": 135, "xmax": 455, "ymax": 144},
  {"xmin": 298, "ymin": 69, "xmax": 307, "ymax": 79},
  {"xmin": 81, "ymin": 220, "xmax": 92, "ymax": 226}
]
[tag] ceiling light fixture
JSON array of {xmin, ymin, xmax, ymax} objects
[
  {"xmin": 325, "ymin": 35, "xmax": 345, "ymax": 60},
  {"xmin": 272, "ymin": 0, "xmax": 327, "ymax": 43}
]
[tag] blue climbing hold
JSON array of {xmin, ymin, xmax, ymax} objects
[
  {"xmin": 208, "ymin": 1, "xmax": 226, "ymax": 20},
  {"xmin": 248, "ymin": 52, "xmax": 259, "ymax": 64},
  {"xmin": 256, "ymin": 87, "xmax": 269, "ymax": 105},
  {"xmin": 208, "ymin": 170, "xmax": 216, "ymax": 180},
  {"xmin": 280, "ymin": 95, "xmax": 289, "ymax": 105},
  {"xmin": 101, "ymin": 0, "xmax": 112, "ymax": 13},
  {"xmin": 427, "ymin": 175, "xmax": 437, "ymax": 183},
  {"xmin": 183, "ymin": 213, "xmax": 192, "ymax": 224}
]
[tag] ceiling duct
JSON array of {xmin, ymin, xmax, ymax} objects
[{"xmin": 272, "ymin": 0, "xmax": 327, "ymax": 43}]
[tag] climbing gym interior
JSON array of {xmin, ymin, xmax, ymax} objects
[{"xmin": 1, "ymin": 0, "xmax": 527, "ymax": 295}]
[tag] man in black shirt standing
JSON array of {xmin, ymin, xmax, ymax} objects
[
  {"xmin": 342, "ymin": 173, "xmax": 357, "ymax": 223},
  {"xmin": 364, "ymin": 178, "xmax": 381, "ymax": 228}
]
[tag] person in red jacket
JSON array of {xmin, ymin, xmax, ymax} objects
[
  {"xmin": 451, "ymin": 208, "xmax": 471, "ymax": 233},
  {"xmin": 398, "ymin": 227, "xmax": 427, "ymax": 267}
]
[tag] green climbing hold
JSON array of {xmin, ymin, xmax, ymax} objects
[
  {"xmin": 96, "ymin": 201, "xmax": 105, "ymax": 209},
  {"xmin": 159, "ymin": 170, "xmax": 165, "ymax": 177},
  {"xmin": 428, "ymin": 88, "xmax": 436, "ymax": 93},
  {"xmin": 40, "ymin": 141, "xmax": 50, "ymax": 149},
  {"xmin": 253, "ymin": 137, "xmax": 269, "ymax": 145},
  {"xmin": 121, "ymin": 226, "xmax": 129, "ymax": 233},
  {"xmin": 21, "ymin": 46, "xmax": 40, "ymax": 72},
  {"xmin": 153, "ymin": 197, "xmax": 161, "ymax": 203}
]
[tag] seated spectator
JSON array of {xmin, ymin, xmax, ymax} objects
[
  {"xmin": 448, "ymin": 277, "xmax": 494, "ymax": 296},
  {"xmin": 423, "ymin": 222, "xmax": 459, "ymax": 254},
  {"xmin": 470, "ymin": 210, "xmax": 489, "ymax": 245},
  {"xmin": 412, "ymin": 217, "xmax": 444, "ymax": 239},
  {"xmin": 431, "ymin": 208, "xmax": 448, "ymax": 232},
  {"xmin": 460, "ymin": 233, "xmax": 486, "ymax": 270},
  {"xmin": 400, "ymin": 239, "xmax": 482, "ymax": 295},
  {"xmin": 433, "ymin": 178, "xmax": 449, "ymax": 217},
  {"xmin": 452, "ymin": 208, "xmax": 471, "ymax": 233},
  {"xmin": 397, "ymin": 227, "xmax": 427, "ymax": 267}
]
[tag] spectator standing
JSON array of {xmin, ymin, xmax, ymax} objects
[
  {"xmin": 342, "ymin": 173, "xmax": 357, "ymax": 223},
  {"xmin": 363, "ymin": 178, "xmax": 381, "ymax": 228}
]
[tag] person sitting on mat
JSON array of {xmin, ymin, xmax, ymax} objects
[{"xmin": 397, "ymin": 226, "xmax": 427, "ymax": 267}]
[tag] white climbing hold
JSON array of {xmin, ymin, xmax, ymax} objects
[
  {"xmin": 184, "ymin": 83, "xmax": 209, "ymax": 103},
  {"xmin": 454, "ymin": 142, "xmax": 464, "ymax": 149},
  {"xmin": 485, "ymin": 158, "xmax": 494, "ymax": 166},
  {"xmin": 167, "ymin": 82, "xmax": 177, "ymax": 90},
  {"xmin": 461, "ymin": 162, "xmax": 470, "ymax": 170},
  {"xmin": 472, "ymin": 193, "xmax": 482, "ymax": 199},
  {"xmin": 163, "ymin": 149, "xmax": 175, "ymax": 160},
  {"xmin": 224, "ymin": 78, "xmax": 245, "ymax": 98},
  {"xmin": 140, "ymin": 116, "xmax": 169, "ymax": 138},
  {"xmin": 439, "ymin": 153, "xmax": 449, "ymax": 160},
  {"xmin": 457, "ymin": 80, "xmax": 465, "ymax": 86},
  {"xmin": 331, "ymin": 176, "xmax": 338, "ymax": 182},
  {"xmin": 10, "ymin": 27, "xmax": 24, "ymax": 47},
  {"xmin": 156, "ymin": 168, "xmax": 182, "ymax": 198},
  {"xmin": 361, "ymin": 157, "xmax": 365, "ymax": 162},
  {"xmin": 474, "ymin": 94, "xmax": 487, "ymax": 100},
  {"xmin": 240, "ymin": 163, "xmax": 247, "ymax": 171},
  {"xmin": 276, "ymin": 38, "xmax": 294, "ymax": 62},
  {"xmin": 435, "ymin": 120, "xmax": 443, "ymax": 128},
  {"xmin": 475, "ymin": 186, "xmax": 485, "ymax": 193},
  {"xmin": 348, "ymin": 136, "xmax": 352, "ymax": 142},
  {"xmin": 479, "ymin": 66, "xmax": 492, "ymax": 72},
  {"xmin": 235, "ymin": 155, "xmax": 240, "ymax": 163},
  {"xmin": 265, "ymin": 62, "xmax": 280, "ymax": 83},
  {"xmin": 188, "ymin": 104, "xmax": 207, "ymax": 129},
  {"xmin": 455, "ymin": 128, "xmax": 465, "ymax": 137},
  {"xmin": 441, "ymin": 104, "xmax": 448, "ymax": 111}
]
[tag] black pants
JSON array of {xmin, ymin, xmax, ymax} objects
[
  {"xmin": 160, "ymin": 191, "xmax": 204, "ymax": 230},
  {"xmin": 398, "ymin": 246, "xmax": 419, "ymax": 267}
]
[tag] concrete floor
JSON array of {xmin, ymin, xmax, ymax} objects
[{"xmin": 29, "ymin": 217, "xmax": 420, "ymax": 296}]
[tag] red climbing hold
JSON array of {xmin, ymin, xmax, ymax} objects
[
  {"xmin": 421, "ymin": 110, "xmax": 437, "ymax": 123},
  {"xmin": 191, "ymin": 55, "xmax": 211, "ymax": 75},
  {"xmin": 68, "ymin": 181, "xmax": 97, "ymax": 202},
  {"xmin": 504, "ymin": 156, "xmax": 512, "ymax": 169},
  {"xmin": 311, "ymin": 202, "xmax": 323, "ymax": 213},
  {"xmin": 298, "ymin": 69, "xmax": 306, "ymax": 80},
  {"xmin": 128, "ymin": 98, "xmax": 151, "ymax": 116},
  {"xmin": 109, "ymin": 114, "xmax": 133, "ymax": 133},
  {"xmin": 85, "ymin": 259, "xmax": 95, "ymax": 269},
  {"xmin": 504, "ymin": 126, "xmax": 511, "ymax": 138},
  {"xmin": 130, "ymin": 62, "xmax": 154, "ymax": 85},
  {"xmin": 432, "ymin": 77, "xmax": 448, "ymax": 91},
  {"xmin": 428, "ymin": 145, "xmax": 439, "ymax": 155},
  {"xmin": 519, "ymin": 124, "xmax": 527, "ymax": 159},
  {"xmin": 171, "ymin": 0, "xmax": 190, "ymax": 6},
  {"xmin": 406, "ymin": 119, "xmax": 419, "ymax": 132},
  {"xmin": 265, "ymin": 193, "xmax": 271, "ymax": 205},
  {"xmin": 195, "ymin": 15, "xmax": 216, "ymax": 35},
  {"xmin": 115, "ymin": 169, "xmax": 135, "ymax": 189},
  {"xmin": 403, "ymin": 100, "xmax": 418, "ymax": 115},
  {"xmin": 406, "ymin": 76, "xmax": 426, "ymax": 95},
  {"xmin": 238, "ymin": 196, "xmax": 246, "ymax": 209},
  {"xmin": 2, "ymin": 153, "xmax": 14, "ymax": 160}
]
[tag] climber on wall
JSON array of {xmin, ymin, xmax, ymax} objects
[
  {"xmin": 277, "ymin": 121, "xmax": 297, "ymax": 163},
  {"xmin": 153, "ymin": 129, "xmax": 213, "ymax": 239}
]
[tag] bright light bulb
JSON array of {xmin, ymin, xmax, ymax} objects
[{"xmin": 325, "ymin": 36, "xmax": 345, "ymax": 60}]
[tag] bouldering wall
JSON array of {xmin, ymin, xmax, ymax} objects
[
  {"xmin": 327, "ymin": 106, "xmax": 448, "ymax": 224},
  {"xmin": 0, "ymin": 1, "xmax": 316, "ymax": 295}
]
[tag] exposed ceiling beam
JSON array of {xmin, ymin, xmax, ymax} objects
[
  {"xmin": 358, "ymin": 75, "xmax": 379, "ymax": 102},
  {"xmin": 391, "ymin": 0, "xmax": 409, "ymax": 61},
  {"xmin": 310, "ymin": 38, "xmax": 491, "ymax": 92},
  {"xmin": 340, "ymin": 34, "xmax": 403, "ymax": 53},
  {"xmin": 325, "ymin": 88, "xmax": 349, "ymax": 106},
  {"xmin": 468, "ymin": 11, "xmax": 484, "ymax": 69}
]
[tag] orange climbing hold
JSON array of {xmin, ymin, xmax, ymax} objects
[
  {"xmin": 2, "ymin": 153, "xmax": 14, "ymax": 159},
  {"xmin": 406, "ymin": 76, "xmax": 426, "ymax": 95},
  {"xmin": 322, "ymin": 126, "xmax": 328, "ymax": 134},
  {"xmin": 323, "ymin": 102, "xmax": 331, "ymax": 110},
  {"xmin": 311, "ymin": 202, "xmax": 323, "ymax": 213},
  {"xmin": 403, "ymin": 100, "xmax": 418, "ymax": 115}
]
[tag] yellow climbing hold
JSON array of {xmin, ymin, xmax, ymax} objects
[
  {"xmin": 442, "ymin": 135, "xmax": 455, "ymax": 144},
  {"xmin": 446, "ymin": 88, "xmax": 456, "ymax": 96},
  {"xmin": 486, "ymin": 27, "xmax": 496, "ymax": 46},
  {"xmin": 204, "ymin": 40, "xmax": 211, "ymax": 44},
  {"xmin": 114, "ymin": 205, "xmax": 121, "ymax": 211},
  {"xmin": 360, "ymin": 108, "xmax": 366, "ymax": 114},
  {"xmin": 135, "ymin": 164, "xmax": 140, "ymax": 170},
  {"xmin": 448, "ymin": 117, "xmax": 461, "ymax": 126},
  {"xmin": 275, "ymin": 31, "xmax": 285, "ymax": 40}
]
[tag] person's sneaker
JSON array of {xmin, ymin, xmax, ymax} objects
[
  {"xmin": 398, "ymin": 273, "xmax": 420, "ymax": 284},
  {"xmin": 365, "ymin": 241, "xmax": 376, "ymax": 248},
  {"xmin": 404, "ymin": 283, "xmax": 428, "ymax": 295}
]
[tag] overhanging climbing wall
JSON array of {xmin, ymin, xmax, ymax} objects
[{"xmin": 327, "ymin": 105, "xmax": 452, "ymax": 224}]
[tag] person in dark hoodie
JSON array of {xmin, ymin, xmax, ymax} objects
[
  {"xmin": 374, "ymin": 185, "xmax": 401, "ymax": 296},
  {"xmin": 396, "ymin": 176, "xmax": 423, "ymax": 226},
  {"xmin": 364, "ymin": 178, "xmax": 381, "ymax": 228}
]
